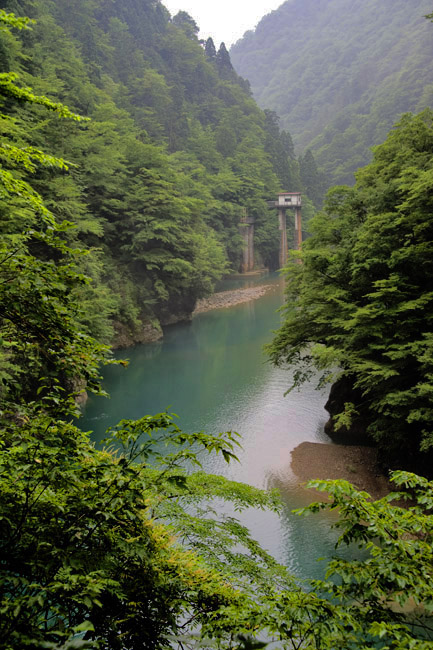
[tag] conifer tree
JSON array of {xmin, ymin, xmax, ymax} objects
[
  {"xmin": 216, "ymin": 42, "xmax": 235, "ymax": 80},
  {"xmin": 204, "ymin": 35, "xmax": 217, "ymax": 60},
  {"xmin": 299, "ymin": 148, "xmax": 325, "ymax": 207}
]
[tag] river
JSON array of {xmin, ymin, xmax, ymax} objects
[{"xmin": 80, "ymin": 273, "xmax": 360, "ymax": 582}]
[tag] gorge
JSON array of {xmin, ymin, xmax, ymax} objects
[
  {"xmin": 80, "ymin": 274, "xmax": 385, "ymax": 581},
  {"xmin": 2, "ymin": 1, "xmax": 433, "ymax": 647}
]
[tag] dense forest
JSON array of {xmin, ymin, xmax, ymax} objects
[
  {"xmin": 268, "ymin": 109, "xmax": 433, "ymax": 474},
  {"xmin": 231, "ymin": 0, "xmax": 433, "ymax": 185},
  {"xmin": 0, "ymin": 0, "xmax": 317, "ymax": 349},
  {"xmin": 2, "ymin": 1, "xmax": 433, "ymax": 648}
]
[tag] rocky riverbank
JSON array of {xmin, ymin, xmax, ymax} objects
[
  {"xmin": 193, "ymin": 284, "xmax": 275, "ymax": 315},
  {"xmin": 111, "ymin": 282, "xmax": 276, "ymax": 348}
]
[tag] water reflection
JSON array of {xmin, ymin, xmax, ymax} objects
[
  {"xmin": 79, "ymin": 274, "xmax": 358, "ymax": 581},
  {"xmin": 268, "ymin": 472, "xmax": 362, "ymax": 579}
]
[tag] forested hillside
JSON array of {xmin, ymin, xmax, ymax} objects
[
  {"xmin": 231, "ymin": 0, "xmax": 433, "ymax": 185},
  {"xmin": 268, "ymin": 109, "xmax": 433, "ymax": 473},
  {"xmin": 3, "ymin": 7, "xmax": 433, "ymax": 648},
  {"xmin": 0, "ymin": 0, "xmax": 305, "ymax": 347}
]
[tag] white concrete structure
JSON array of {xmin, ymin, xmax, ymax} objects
[{"xmin": 278, "ymin": 192, "xmax": 302, "ymax": 207}]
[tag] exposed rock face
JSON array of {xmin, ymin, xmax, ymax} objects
[
  {"xmin": 75, "ymin": 390, "xmax": 88, "ymax": 407},
  {"xmin": 324, "ymin": 377, "xmax": 433, "ymax": 476},
  {"xmin": 111, "ymin": 284, "xmax": 277, "ymax": 348},
  {"xmin": 159, "ymin": 311, "xmax": 192, "ymax": 326},
  {"xmin": 70, "ymin": 378, "xmax": 88, "ymax": 406},
  {"xmin": 324, "ymin": 375, "xmax": 371, "ymax": 445},
  {"xmin": 112, "ymin": 319, "xmax": 163, "ymax": 349},
  {"xmin": 157, "ymin": 294, "xmax": 196, "ymax": 328}
]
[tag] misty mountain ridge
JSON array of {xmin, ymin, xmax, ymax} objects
[{"xmin": 231, "ymin": 0, "xmax": 433, "ymax": 185}]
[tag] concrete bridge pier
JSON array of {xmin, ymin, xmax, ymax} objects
[
  {"xmin": 294, "ymin": 206, "xmax": 302, "ymax": 251},
  {"xmin": 268, "ymin": 193, "xmax": 303, "ymax": 268},
  {"xmin": 240, "ymin": 214, "xmax": 255, "ymax": 272},
  {"xmin": 278, "ymin": 208, "xmax": 288, "ymax": 268}
]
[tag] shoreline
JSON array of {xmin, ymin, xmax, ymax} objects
[
  {"xmin": 193, "ymin": 283, "xmax": 275, "ymax": 315},
  {"xmin": 290, "ymin": 441, "xmax": 391, "ymax": 500},
  {"xmin": 111, "ymin": 279, "xmax": 277, "ymax": 349}
]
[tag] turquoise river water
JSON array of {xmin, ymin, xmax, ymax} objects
[{"xmin": 80, "ymin": 273, "xmax": 358, "ymax": 582}]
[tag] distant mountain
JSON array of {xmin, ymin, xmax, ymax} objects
[{"xmin": 231, "ymin": 0, "xmax": 433, "ymax": 185}]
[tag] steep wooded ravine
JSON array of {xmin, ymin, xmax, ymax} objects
[
  {"xmin": 1, "ymin": 0, "xmax": 308, "ymax": 346},
  {"xmin": 3, "ymin": 7, "xmax": 433, "ymax": 649}
]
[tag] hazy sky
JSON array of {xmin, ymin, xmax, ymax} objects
[{"xmin": 162, "ymin": 0, "xmax": 284, "ymax": 47}]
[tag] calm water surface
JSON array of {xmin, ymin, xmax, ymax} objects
[{"xmin": 80, "ymin": 273, "xmax": 357, "ymax": 581}]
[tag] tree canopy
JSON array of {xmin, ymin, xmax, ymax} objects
[
  {"xmin": 268, "ymin": 109, "xmax": 433, "ymax": 470},
  {"xmin": 0, "ymin": 0, "xmax": 315, "ymax": 348},
  {"xmin": 3, "ymin": 6, "xmax": 433, "ymax": 650}
]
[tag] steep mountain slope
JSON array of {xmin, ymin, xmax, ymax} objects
[
  {"xmin": 1, "ymin": 0, "xmax": 301, "ymax": 346},
  {"xmin": 231, "ymin": 0, "xmax": 433, "ymax": 185}
]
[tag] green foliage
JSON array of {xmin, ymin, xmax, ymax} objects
[
  {"xmin": 297, "ymin": 471, "xmax": 433, "ymax": 648},
  {"xmin": 0, "ymin": 16, "xmax": 292, "ymax": 647},
  {"xmin": 299, "ymin": 149, "xmax": 326, "ymax": 208},
  {"xmin": 0, "ymin": 223, "xmax": 111, "ymax": 415},
  {"xmin": 5, "ymin": 7, "xmax": 433, "ymax": 650},
  {"xmin": 268, "ymin": 110, "xmax": 433, "ymax": 465},
  {"xmin": 0, "ymin": 410, "xmax": 289, "ymax": 650},
  {"xmin": 0, "ymin": 0, "xmax": 298, "ymax": 344},
  {"xmin": 0, "ymin": 8, "xmax": 33, "ymax": 30},
  {"xmin": 204, "ymin": 37, "xmax": 217, "ymax": 61},
  {"xmin": 216, "ymin": 43, "xmax": 236, "ymax": 82},
  {"xmin": 0, "ymin": 71, "xmax": 85, "ymax": 119},
  {"xmin": 231, "ymin": 0, "xmax": 433, "ymax": 186},
  {"xmin": 0, "ymin": 10, "xmax": 110, "ymax": 416},
  {"xmin": 172, "ymin": 11, "xmax": 199, "ymax": 40},
  {"xmin": 5, "ymin": 405, "xmax": 433, "ymax": 649},
  {"xmin": 263, "ymin": 109, "xmax": 300, "ymax": 193}
]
